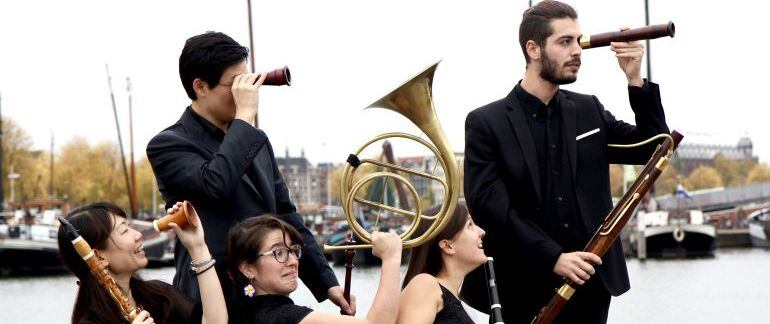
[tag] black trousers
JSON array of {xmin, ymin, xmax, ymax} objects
[
  {"xmin": 497, "ymin": 276, "xmax": 610, "ymax": 324},
  {"xmin": 552, "ymin": 278, "xmax": 611, "ymax": 324}
]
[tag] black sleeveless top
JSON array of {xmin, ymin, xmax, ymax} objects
[
  {"xmin": 435, "ymin": 283, "xmax": 474, "ymax": 324},
  {"xmin": 246, "ymin": 294, "xmax": 313, "ymax": 324}
]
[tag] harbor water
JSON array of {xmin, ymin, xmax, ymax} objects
[{"xmin": 2, "ymin": 248, "xmax": 768, "ymax": 323}]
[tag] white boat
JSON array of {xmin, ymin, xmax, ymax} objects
[
  {"xmin": 0, "ymin": 209, "xmax": 65, "ymax": 272},
  {"xmin": 630, "ymin": 209, "xmax": 716, "ymax": 257},
  {"xmin": 748, "ymin": 208, "xmax": 770, "ymax": 248}
]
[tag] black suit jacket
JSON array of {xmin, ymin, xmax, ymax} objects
[
  {"xmin": 147, "ymin": 107, "xmax": 338, "ymax": 302},
  {"xmin": 462, "ymin": 82, "xmax": 668, "ymax": 323}
]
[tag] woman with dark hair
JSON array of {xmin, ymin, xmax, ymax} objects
[
  {"xmin": 227, "ymin": 215, "xmax": 402, "ymax": 324},
  {"xmin": 397, "ymin": 201, "xmax": 487, "ymax": 324},
  {"xmin": 57, "ymin": 202, "xmax": 227, "ymax": 324}
]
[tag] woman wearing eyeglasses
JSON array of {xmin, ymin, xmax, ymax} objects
[{"xmin": 226, "ymin": 215, "xmax": 403, "ymax": 324}]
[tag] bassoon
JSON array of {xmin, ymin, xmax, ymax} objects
[
  {"xmin": 531, "ymin": 131, "xmax": 683, "ymax": 324},
  {"xmin": 58, "ymin": 216, "xmax": 142, "ymax": 321}
]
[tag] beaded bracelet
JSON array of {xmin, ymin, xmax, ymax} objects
[
  {"xmin": 189, "ymin": 259, "xmax": 216, "ymax": 275},
  {"xmin": 194, "ymin": 261, "xmax": 216, "ymax": 276},
  {"xmin": 191, "ymin": 258, "xmax": 214, "ymax": 268}
]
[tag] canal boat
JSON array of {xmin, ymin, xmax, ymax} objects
[
  {"xmin": 748, "ymin": 207, "xmax": 770, "ymax": 248},
  {"xmin": 630, "ymin": 209, "xmax": 716, "ymax": 257}
]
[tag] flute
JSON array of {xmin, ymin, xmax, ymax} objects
[
  {"xmin": 58, "ymin": 216, "xmax": 142, "ymax": 321},
  {"xmin": 580, "ymin": 22, "xmax": 675, "ymax": 49},
  {"xmin": 485, "ymin": 257, "xmax": 505, "ymax": 324}
]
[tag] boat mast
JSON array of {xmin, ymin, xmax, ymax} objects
[
  {"xmin": 0, "ymin": 92, "xmax": 4, "ymax": 211},
  {"xmin": 49, "ymin": 132, "xmax": 55, "ymax": 198},
  {"xmin": 246, "ymin": 0, "xmax": 257, "ymax": 127},
  {"xmin": 127, "ymin": 77, "xmax": 138, "ymax": 220},
  {"xmin": 105, "ymin": 65, "xmax": 136, "ymax": 221}
]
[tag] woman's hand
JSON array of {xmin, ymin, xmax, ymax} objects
[
  {"xmin": 371, "ymin": 231, "xmax": 402, "ymax": 262},
  {"xmin": 131, "ymin": 310, "xmax": 155, "ymax": 324},
  {"xmin": 166, "ymin": 202, "xmax": 208, "ymax": 258}
]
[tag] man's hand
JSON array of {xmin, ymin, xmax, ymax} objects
[
  {"xmin": 231, "ymin": 72, "xmax": 267, "ymax": 125},
  {"xmin": 611, "ymin": 27, "xmax": 645, "ymax": 87},
  {"xmin": 553, "ymin": 252, "xmax": 602, "ymax": 285},
  {"xmin": 328, "ymin": 286, "xmax": 356, "ymax": 315}
]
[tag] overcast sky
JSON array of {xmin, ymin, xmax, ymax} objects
[{"xmin": 0, "ymin": 0, "xmax": 765, "ymax": 166}]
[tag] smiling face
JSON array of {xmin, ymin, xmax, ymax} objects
[
  {"xmin": 537, "ymin": 18, "xmax": 582, "ymax": 85},
  {"xmin": 96, "ymin": 215, "xmax": 148, "ymax": 275},
  {"xmin": 240, "ymin": 229, "xmax": 300, "ymax": 296},
  {"xmin": 441, "ymin": 214, "xmax": 487, "ymax": 268}
]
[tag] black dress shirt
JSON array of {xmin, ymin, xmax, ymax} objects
[{"xmin": 514, "ymin": 83, "xmax": 587, "ymax": 251}]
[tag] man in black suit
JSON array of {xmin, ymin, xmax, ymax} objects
[
  {"xmin": 147, "ymin": 32, "xmax": 354, "ymax": 316},
  {"xmin": 463, "ymin": 1, "xmax": 668, "ymax": 323}
]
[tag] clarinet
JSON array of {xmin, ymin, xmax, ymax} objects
[
  {"xmin": 485, "ymin": 257, "xmax": 505, "ymax": 324},
  {"xmin": 58, "ymin": 216, "xmax": 142, "ymax": 321}
]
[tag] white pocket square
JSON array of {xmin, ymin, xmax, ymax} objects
[{"xmin": 576, "ymin": 128, "xmax": 599, "ymax": 141}]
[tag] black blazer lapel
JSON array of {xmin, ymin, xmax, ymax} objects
[
  {"xmin": 179, "ymin": 107, "xmax": 262, "ymax": 199},
  {"xmin": 559, "ymin": 92, "xmax": 578, "ymax": 180},
  {"xmin": 241, "ymin": 174, "xmax": 262, "ymax": 200},
  {"xmin": 180, "ymin": 108, "xmax": 221, "ymax": 154},
  {"xmin": 506, "ymin": 97, "xmax": 542, "ymax": 203}
]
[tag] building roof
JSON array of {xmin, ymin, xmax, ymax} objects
[{"xmin": 675, "ymin": 137, "xmax": 754, "ymax": 160}]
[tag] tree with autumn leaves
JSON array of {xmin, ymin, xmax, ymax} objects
[
  {"xmin": 2, "ymin": 117, "xmax": 159, "ymax": 215},
  {"xmin": 609, "ymin": 152, "xmax": 770, "ymax": 197},
  {"xmin": 5, "ymin": 115, "xmax": 770, "ymax": 210}
]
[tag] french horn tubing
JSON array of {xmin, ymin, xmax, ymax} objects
[{"xmin": 323, "ymin": 62, "xmax": 459, "ymax": 251}]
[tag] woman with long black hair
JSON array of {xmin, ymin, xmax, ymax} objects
[{"xmin": 57, "ymin": 202, "xmax": 227, "ymax": 324}]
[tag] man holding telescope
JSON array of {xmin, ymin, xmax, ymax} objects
[
  {"xmin": 463, "ymin": 1, "xmax": 669, "ymax": 323},
  {"xmin": 147, "ymin": 31, "xmax": 353, "ymax": 320}
]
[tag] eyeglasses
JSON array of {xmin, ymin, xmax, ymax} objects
[{"xmin": 257, "ymin": 245, "xmax": 302, "ymax": 263}]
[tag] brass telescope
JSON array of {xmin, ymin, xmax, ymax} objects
[
  {"xmin": 580, "ymin": 22, "xmax": 675, "ymax": 49},
  {"xmin": 323, "ymin": 62, "xmax": 460, "ymax": 251}
]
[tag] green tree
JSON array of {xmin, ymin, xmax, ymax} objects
[
  {"xmin": 713, "ymin": 153, "xmax": 755, "ymax": 186},
  {"xmin": 685, "ymin": 165, "xmax": 723, "ymax": 191},
  {"xmin": 55, "ymin": 137, "xmax": 129, "ymax": 210},
  {"xmin": 747, "ymin": 163, "xmax": 770, "ymax": 184},
  {"xmin": 656, "ymin": 165, "xmax": 680, "ymax": 195},
  {"xmin": 1, "ymin": 117, "xmax": 51, "ymax": 203},
  {"xmin": 609, "ymin": 164, "xmax": 623, "ymax": 197},
  {"xmin": 135, "ymin": 156, "xmax": 163, "ymax": 215}
]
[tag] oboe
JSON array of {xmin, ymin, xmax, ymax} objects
[
  {"xmin": 485, "ymin": 257, "xmax": 505, "ymax": 324},
  {"xmin": 58, "ymin": 216, "xmax": 141, "ymax": 321}
]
